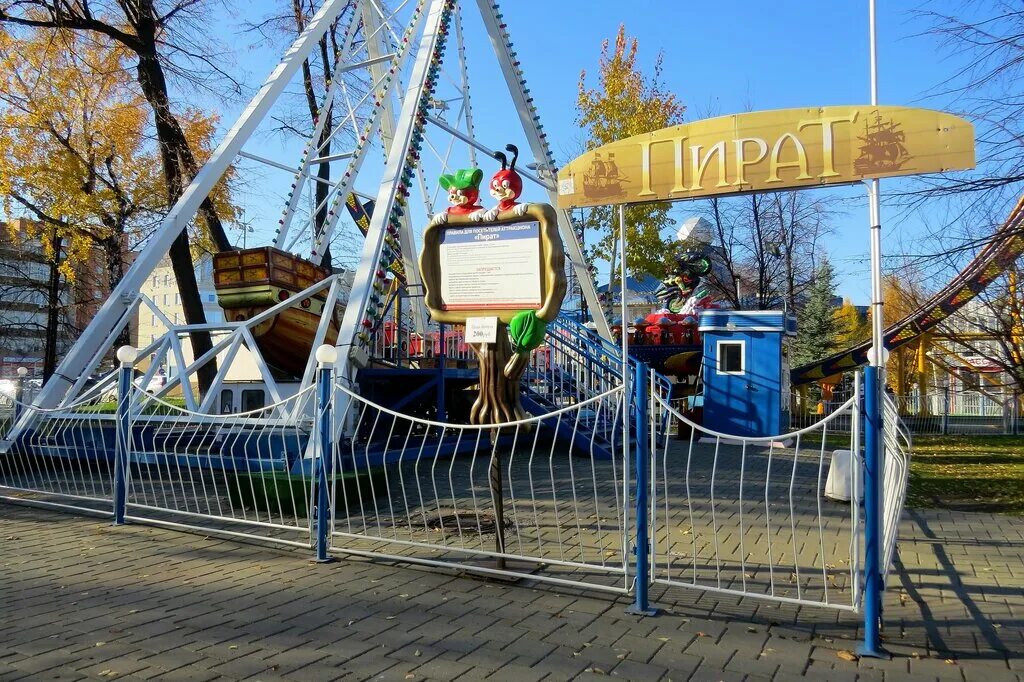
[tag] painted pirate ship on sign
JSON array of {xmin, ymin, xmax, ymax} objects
[
  {"xmin": 581, "ymin": 151, "xmax": 626, "ymax": 200},
  {"xmin": 854, "ymin": 111, "xmax": 910, "ymax": 175}
]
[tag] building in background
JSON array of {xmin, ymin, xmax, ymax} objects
[
  {"xmin": 137, "ymin": 254, "xmax": 223, "ymax": 348},
  {"xmin": 0, "ymin": 218, "xmax": 133, "ymax": 379},
  {"xmin": 596, "ymin": 274, "xmax": 662, "ymax": 322}
]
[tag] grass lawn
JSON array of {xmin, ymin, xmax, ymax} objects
[{"xmin": 907, "ymin": 434, "xmax": 1024, "ymax": 515}]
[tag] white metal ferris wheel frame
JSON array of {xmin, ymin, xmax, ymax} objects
[{"xmin": 9, "ymin": 0, "xmax": 608, "ymax": 440}]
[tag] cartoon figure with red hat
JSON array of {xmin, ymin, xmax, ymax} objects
[
  {"xmin": 429, "ymin": 168, "xmax": 485, "ymax": 225},
  {"xmin": 479, "ymin": 144, "xmax": 530, "ymax": 220}
]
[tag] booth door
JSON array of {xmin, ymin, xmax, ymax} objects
[{"xmin": 705, "ymin": 338, "xmax": 760, "ymax": 437}]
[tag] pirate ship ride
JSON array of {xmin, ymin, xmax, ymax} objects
[{"xmin": 212, "ymin": 247, "xmax": 340, "ymax": 377}]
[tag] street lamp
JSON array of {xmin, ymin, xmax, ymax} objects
[{"xmin": 238, "ymin": 224, "xmax": 255, "ymax": 250}]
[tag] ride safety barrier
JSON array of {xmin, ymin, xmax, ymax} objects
[{"xmin": 0, "ymin": 348, "xmax": 915, "ymax": 653}]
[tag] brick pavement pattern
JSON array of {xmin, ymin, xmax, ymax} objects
[{"xmin": 1, "ymin": 501, "xmax": 1021, "ymax": 681}]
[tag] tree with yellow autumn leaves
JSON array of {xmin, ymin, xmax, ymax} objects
[
  {"xmin": 0, "ymin": 23, "xmax": 233, "ymax": 378},
  {"xmin": 0, "ymin": 0, "xmax": 241, "ymax": 389},
  {"xmin": 575, "ymin": 25, "xmax": 685, "ymax": 282}
]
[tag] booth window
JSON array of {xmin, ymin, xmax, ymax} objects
[{"xmin": 718, "ymin": 340, "xmax": 745, "ymax": 375}]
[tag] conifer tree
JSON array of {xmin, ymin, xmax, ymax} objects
[{"xmin": 793, "ymin": 259, "xmax": 842, "ymax": 366}]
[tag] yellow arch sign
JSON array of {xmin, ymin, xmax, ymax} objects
[{"xmin": 556, "ymin": 106, "xmax": 974, "ymax": 208}]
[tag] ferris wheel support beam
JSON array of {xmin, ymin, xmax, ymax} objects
[
  {"xmin": 274, "ymin": 11, "xmax": 364, "ymax": 252},
  {"xmin": 8, "ymin": 0, "xmax": 357, "ymax": 431},
  {"xmin": 453, "ymin": 5, "xmax": 477, "ymax": 168},
  {"xmin": 334, "ymin": 0, "xmax": 449, "ymax": 386},
  {"xmin": 425, "ymin": 115, "xmax": 552, "ymax": 190},
  {"xmin": 361, "ymin": 0, "xmax": 429, "ymax": 338},
  {"xmin": 474, "ymin": 0, "xmax": 609, "ymax": 340}
]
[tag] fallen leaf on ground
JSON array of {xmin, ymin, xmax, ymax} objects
[{"xmin": 836, "ymin": 650, "xmax": 858, "ymax": 662}]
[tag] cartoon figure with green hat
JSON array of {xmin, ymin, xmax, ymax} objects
[{"xmin": 429, "ymin": 168, "xmax": 484, "ymax": 226}]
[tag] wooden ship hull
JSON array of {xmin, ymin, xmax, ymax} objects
[{"xmin": 213, "ymin": 247, "xmax": 341, "ymax": 377}]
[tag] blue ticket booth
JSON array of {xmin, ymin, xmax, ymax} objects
[{"xmin": 699, "ymin": 310, "xmax": 796, "ymax": 438}]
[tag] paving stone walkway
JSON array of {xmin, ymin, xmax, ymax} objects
[{"xmin": 1, "ymin": 501, "xmax": 1021, "ymax": 681}]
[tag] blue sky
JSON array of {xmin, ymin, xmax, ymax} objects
[{"xmin": 197, "ymin": 1, "xmax": 990, "ymax": 304}]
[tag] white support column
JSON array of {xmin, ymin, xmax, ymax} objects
[
  {"xmin": 334, "ymin": 0, "xmax": 449, "ymax": 382},
  {"xmin": 453, "ymin": 4, "xmax": 477, "ymax": 168},
  {"xmin": 474, "ymin": 0, "xmax": 610, "ymax": 340},
  {"xmin": 298, "ymin": 277, "xmax": 347, "ymax": 390},
  {"xmin": 16, "ymin": 0, "xmax": 355, "ymax": 425},
  {"xmin": 61, "ymin": 296, "xmax": 142, "ymax": 406}
]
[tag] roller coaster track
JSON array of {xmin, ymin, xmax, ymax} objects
[{"xmin": 791, "ymin": 193, "xmax": 1024, "ymax": 385}]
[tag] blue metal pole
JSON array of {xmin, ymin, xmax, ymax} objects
[
  {"xmin": 113, "ymin": 358, "xmax": 132, "ymax": 526},
  {"xmin": 315, "ymin": 359, "xmax": 335, "ymax": 563},
  {"xmin": 626, "ymin": 362, "xmax": 657, "ymax": 616},
  {"xmin": 858, "ymin": 365, "xmax": 888, "ymax": 657}
]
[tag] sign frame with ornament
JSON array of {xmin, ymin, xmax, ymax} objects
[
  {"xmin": 419, "ymin": 203, "xmax": 566, "ymax": 326},
  {"xmin": 557, "ymin": 106, "xmax": 975, "ymax": 209}
]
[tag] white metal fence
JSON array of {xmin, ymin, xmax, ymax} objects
[
  {"xmin": 881, "ymin": 393, "xmax": 911, "ymax": 583},
  {"xmin": 325, "ymin": 380, "xmax": 632, "ymax": 592},
  {"xmin": 791, "ymin": 387, "xmax": 1021, "ymax": 436},
  {"xmin": 0, "ymin": 391, "xmax": 116, "ymax": 516},
  {"xmin": 651, "ymin": 376, "xmax": 862, "ymax": 611},
  {"xmin": 122, "ymin": 386, "xmax": 318, "ymax": 546},
  {"xmin": 2, "ymin": 359, "xmax": 930, "ymax": 617}
]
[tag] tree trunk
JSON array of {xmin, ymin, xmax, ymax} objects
[
  {"xmin": 132, "ymin": 1, "xmax": 226, "ymax": 392},
  {"xmin": 43, "ymin": 228, "xmax": 62, "ymax": 383},
  {"xmin": 103, "ymin": 234, "xmax": 131, "ymax": 350},
  {"xmin": 168, "ymin": 232, "xmax": 217, "ymax": 391}
]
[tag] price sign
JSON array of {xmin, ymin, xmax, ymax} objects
[{"xmin": 465, "ymin": 316, "xmax": 498, "ymax": 344}]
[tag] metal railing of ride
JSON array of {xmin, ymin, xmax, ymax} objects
[
  {"xmin": 121, "ymin": 386, "xmax": 317, "ymax": 545},
  {"xmin": 368, "ymin": 323, "xmax": 477, "ymax": 367},
  {"xmin": 327, "ymin": 379, "xmax": 632, "ymax": 592},
  {"xmin": 792, "ymin": 386, "xmax": 1020, "ymax": 435},
  {"xmin": 789, "ymin": 387, "xmax": 859, "ymax": 434},
  {"xmin": 0, "ymin": 385, "xmax": 117, "ymax": 516},
  {"xmin": 892, "ymin": 390, "xmax": 1016, "ymax": 435},
  {"xmin": 881, "ymin": 393, "xmax": 911, "ymax": 584},
  {"xmin": 651, "ymin": 372, "xmax": 863, "ymax": 611}
]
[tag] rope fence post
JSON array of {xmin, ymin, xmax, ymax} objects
[
  {"xmin": 314, "ymin": 344, "xmax": 337, "ymax": 563},
  {"xmin": 941, "ymin": 385, "xmax": 949, "ymax": 436},
  {"xmin": 113, "ymin": 345, "xmax": 137, "ymax": 526},
  {"xmin": 13, "ymin": 366, "xmax": 27, "ymax": 422},
  {"xmin": 626, "ymin": 361, "xmax": 657, "ymax": 616}
]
